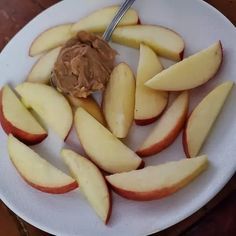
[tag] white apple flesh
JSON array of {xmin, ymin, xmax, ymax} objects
[
  {"xmin": 71, "ymin": 6, "xmax": 138, "ymax": 34},
  {"xmin": 183, "ymin": 81, "xmax": 234, "ymax": 158},
  {"xmin": 112, "ymin": 25, "xmax": 185, "ymax": 61},
  {"xmin": 8, "ymin": 135, "xmax": 78, "ymax": 194},
  {"xmin": 146, "ymin": 41, "xmax": 223, "ymax": 91},
  {"xmin": 0, "ymin": 85, "xmax": 47, "ymax": 145},
  {"xmin": 106, "ymin": 155, "xmax": 208, "ymax": 201},
  {"xmin": 135, "ymin": 44, "xmax": 168, "ymax": 125},
  {"xmin": 29, "ymin": 24, "xmax": 73, "ymax": 56},
  {"xmin": 15, "ymin": 83, "xmax": 73, "ymax": 140},
  {"xmin": 103, "ymin": 63, "xmax": 135, "ymax": 138},
  {"xmin": 62, "ymin": 149, "xmax": 111, "ymax": 224},
  {"xmin": 67, "ymin": 95, "xmax": 106, "ymax": 126},
  {"xmin": 27, "ymin": 47, "xmax": 61, "ymax": 84},
  {"xmin": 137, "ymin": 91, "xmax": 189, "ymax": 157},
  {"xmin": 74, "ymin": 107, "xmax": 143, "ymax": 174}
]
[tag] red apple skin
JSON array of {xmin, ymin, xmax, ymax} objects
[
  {"xmin": 109, "ymin": 184, "xmax": 180, "ymax": 201},
  {"xmin": 104, "ymin": 187, "xmax": 112, "ymax": 224},
  {"xmin": 135, "ymin": 116, "xmax": 159, "ymax": 126},
  {"xmin": 134, "ymin": 96, "xmax": 169, "ymax": 126},
  {"xmin": 179, "ymin": 49, "xmax": 184, "ymax": 61},
  {"xmin": 181, "ymin": 41, "xmax": 223, "ymax": 93},
  {"xmin": 182, "ymin": 119, "xmax": 191, "ymax": 158},
  {"xmin": 182, "ymin": 43, "xmax": 223, "ymax": 159},
  {"xmin": 150, "ymin": 41, "xmax": 223, "ymax": 92},
  {"xmin": 137, "ymin": 160, "xmax": 145, "ymax": 169},
  {"xmin": 154, "ymin": 24, "xmax": 184, "ymax": 61},
  {"xmin": 25, "ymin": 178, "xmax": 78, "ymax": 194},
  {"xmin": 62, "ymin": 150, "xmax": 112, "ymax": 223},
  {"xmin": 182, "ymin": 54, "xmax": 225, "ymax": 158},
  {"xmin": 136, "ymin": 99, "xmax": 189, "ymax": 157},
  {"xmin": 64, "ymin": 119, "xmax": 74, "ymax": 142},
  {"xmin": 10, "ymin": 161, "xmax": 78, "ymax": 194},
  {"xmin": 108, "ymin": 173, "xmax": 199, "ymax": 201},
  {"xmin": 197, "ymin": 41, "xmax": 223, "ymax": 89},
  {"xmin": 0, "ymin": 90, "xmax": 47, "ymax": 145}
]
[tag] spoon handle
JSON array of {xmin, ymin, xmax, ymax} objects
[{"xmin": 103, "ymin": 0, "xmax": 136, "ymax": 42}]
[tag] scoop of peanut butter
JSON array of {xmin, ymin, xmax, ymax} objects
[{"xmin": 51, "ymin": 31, "xmax": 117, "ymax": 98}]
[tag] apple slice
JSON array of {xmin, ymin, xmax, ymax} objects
[
  {"xmin": 0, "ymin": 85, "xmax": 47, "ymax": 145},
  {"xmin": 8, "ymin": 135, "xmax": 78, "ymax": 193},
  {"xmin": 27, "ymin": 47, "xmax": 61, "ymax": 84},
  {"xmin": 135, "ymin": 44, "xmax": 168, "ymax": 125},
  {"xmin": 183, "ymin": 81, "xmax": 234, "ymax": 158},
  {"xmin": 112, "ymin": 25, "xmax": 185, "ymax": 61},
  {"xmin": 61, "ymin": 149, "xmax": 111, "ymax": 224},
  {"xmin": 71, "ymin": 6, "xmax": 138, "ymax": 34},
  {"xmin": 75, "ymin": 107, "xmax": 143, "ymax": 174},
  {"xmin": 106, "ymin": 155, "xmax": 208, "ymax": 201},
  {"xmin": 67, "ymin": 95, "xmax": 106, "ymax": 126},
  {"xmin": 103, "ymin": 63, "xmax": 135, "ymax": 138},
  {"xmin": 137, "ymin": 91, "xmax": 189, "ymax": 157},
  {"xmin": 146, "ymin": 41, "xmax": 223, "ymax": 91},
  {"xmin": 29, "ymin": 24, "xmax": 73, "ymax": 56},
  {"xmin": 15, "ymin": 83, "xmax": 73, "ymax": 140}
]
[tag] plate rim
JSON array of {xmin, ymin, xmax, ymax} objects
[{"xmin": 0, "ymin": 0, "xmax": 235, "ymax": 235}]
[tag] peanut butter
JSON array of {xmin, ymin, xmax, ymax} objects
[{"xmin": 51, "ymin": 31, "xmax": 116, "ymax": 98}]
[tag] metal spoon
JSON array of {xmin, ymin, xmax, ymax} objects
[
  {"xmin": 50, "ymin": 0, "xmax": 136, "ymax": 90},
  {"xmin": 103, "ymin": 0, "xmax": 136, "ymax": 41}
]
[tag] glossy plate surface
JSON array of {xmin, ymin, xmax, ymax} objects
[{"xmin": 0, "ymin": 0, "xmax": 235, "ymax": 235}]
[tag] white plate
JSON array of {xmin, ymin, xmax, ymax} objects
[{"xmin": 0, "ymin": 0, "xmax": 235, "ymax": 235}]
